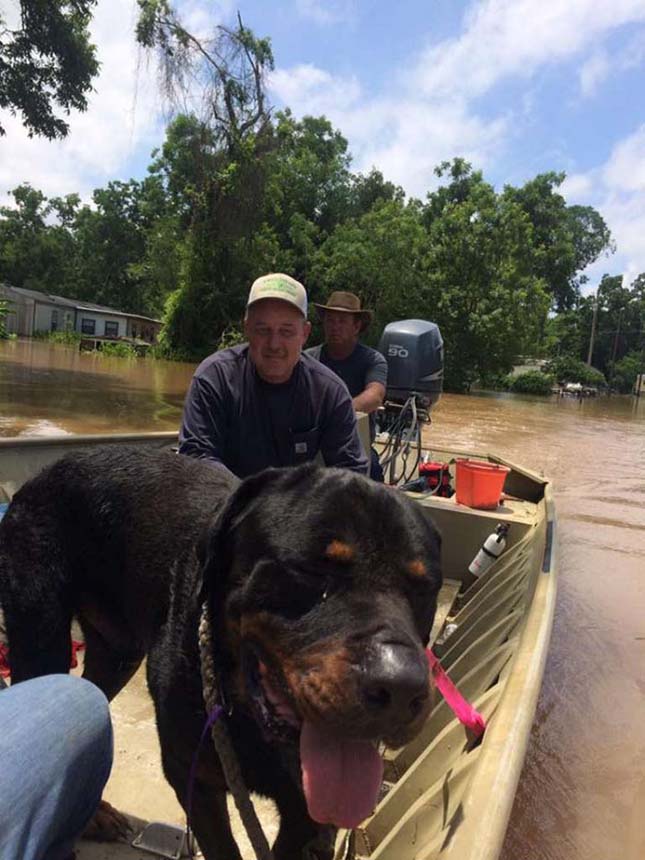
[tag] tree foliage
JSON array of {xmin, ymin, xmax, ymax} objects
[
  {"xmin": 0, "ymin": 12, "xmax": 623, "ymax": 388},
  {"xmin": 509, "ymin": 370, "xmax": 554, "ymax": 395},
  {"xmin": 421, "ymin": 161, "xmax": 551, "ymax": 389},
  {"xmin": 501, "ymin": 172, "xmax": 613, "ymax": 311},
  {"xmin": 0, "ymin": 298, "xmax": 9, "ymax": 338},
  {"xmin": 0, "ymin": 0, "xmax": 99, "ymax": 138},
  {"xmin": 543, "ymin": 356, "xmax": 606, "ymax": 387},
  {"xmin": 546, "ymin": 272, "xmax": 645, "ymax": 385}
]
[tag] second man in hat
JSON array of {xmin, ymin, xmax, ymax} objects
[{"xmin": 307, "ymin": 291, "xmax": 387, "ymax": 481}]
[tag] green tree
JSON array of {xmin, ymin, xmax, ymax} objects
[
  {"xmin": 311, "ymin": 199, "xmax": 427, "ymax": 341},
  {"xmin": 0, "ymin": 0, "xmax": 99, "ymax": 138},
  {"xmin": 0, "ymin": 184, "xmax": 77, "ymax": 292},
  {"xmin": 543, "ymin": 290, "xmax": 598, "ymax": 360},
  {"xmin": 587, "ymin": 274, "xmax": 644, "ymax": 378},
  {"xmin": 502, "ymin": 173, "xmax": 613, "ymax": 311},
  {"xmin": 137, "ymin": 4, "xmax": 277, "ymax": 357},
  {"xmin": 544, "ymin": 355, "xmax": 606, "ymax": 386},
  {"xmin": 611, "ymin": 351, "xmax": 642, "ymax": 394},
  {"xmin": 70, "ymin": 179, "xmax": 161, "ymax": 313},
  {"xmin": 348, "ymin": 169, "xmax": 405, "ymax": 218},
  {"xmin": 421, "ymin": 161, "xmax": 551, "ymax": 389}
]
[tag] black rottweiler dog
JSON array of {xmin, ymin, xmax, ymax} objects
[{"xmin": 0, "ymin": 447, "xmax": 442, "ymax": 859}]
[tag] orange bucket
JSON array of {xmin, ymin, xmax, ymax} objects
[{"xmin": 455, "ymin": 459, "xmax": 510, "ymax": 509}]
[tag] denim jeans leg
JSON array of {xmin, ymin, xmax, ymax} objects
[{"xmin": 0, "ymin": 674, "xmax": 113, "ymax": 860}]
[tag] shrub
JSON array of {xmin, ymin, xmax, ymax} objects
[
  {"xmin": 0, "ymin": 299, "xmax": 9, "ymax": 339},
  {"xmin": 544, "ymin": 356, "xmax": 605, "ymax": 387},
  {"xmin": 216, "ymin": 324, "xmax": 245, "ymax": 351},
  {"xmin": 49, "ymin": 330, "xmax": 81, "ymax": 346},
  {"xmin": 33, "ymin": 330, "xmax": 82, "ymax": 346},
  {"xmin": 476, "ymin": 371, "xmax": 512, "ymax": 391},
  {"xmin": 97, "ymin": 341, "xmax": 138, "ymax": 358},
  {"xmin": 610, "ymin": 352, "xmax": 643, "ymax": 394},
  {"xmin": 509, "ymin": 370, "xmax": 554, "ymax": 395}
]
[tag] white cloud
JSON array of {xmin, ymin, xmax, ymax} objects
[
  {"xmin": 269, "ymin": 64, "xmax": 362, "ymax": 114},
  {"xmin": 269, "ymin": 62, "xmax": 509, "ymax": 195},
  {"xmin": 602, "ymin": 125, "xmax": 645, "ymax": 192},
  {"xmin": 579, "ymin": 51, "xmax": 611, "ymax": 97},
  {"xmin": 0, "ymin": 0, "xmax": 237, "ymax": 203},
  {"xmin": 295, "ymin": 0, "xmax": 357, "ymax": 26},
  {"xmin": 0, "ymin": 0, "xmax": 164, "ymax": 201},
  {"xmin": 270, "ymin": 0, "xmax": 645, "ymax": 197},
  {"xmin": 577, "ymin": 28, "xmax": 645, "ymax": 98},
  {"xmin": 561, "ymin": 172, "xmax": 595, "ymax": 199},
  {"xmin": 562, "ymin": 126, "xmax": 645, "ymax": 290},
  {"xmin": 413, "ymin": 0, "xmax": 645, "ymax": 102}
]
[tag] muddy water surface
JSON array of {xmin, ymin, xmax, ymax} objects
[
  {"xmin": 432, "ymin": 393, "xmax": 645, "ymax": 860},
  {"xmin": 2, "ymin": 338, "xmax": 645, "ymax": 859}
]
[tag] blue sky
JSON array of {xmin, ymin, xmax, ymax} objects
[{"xmin": 2, "ymin": 0, "xmax": 645, "ymax": 292}]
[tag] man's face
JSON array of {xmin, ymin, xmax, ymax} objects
[
  {"xmin": 244, "ymin": 299, "xmax": 311, "ymax": 384},
  {"xmin": 323, "ymin": 310, "xmax": 362, "ymax": 353}
]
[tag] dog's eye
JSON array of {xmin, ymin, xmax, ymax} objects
[
  {"xmin": 282, "ymin": 573, "xmax": 331, "ymax": 619},
  {"xmin": 246, "ymin": 561, "xmax": 331, "ymax": 619}
]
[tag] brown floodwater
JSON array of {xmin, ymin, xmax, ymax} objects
[{"xmin": 1, "ymin": 338, "xmax": 645, "ymax": 859}]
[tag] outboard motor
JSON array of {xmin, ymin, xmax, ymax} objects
[
  {"xmin": 378, "ymin": 319, "xmax": 443, "ymax": 412},
  {"xmin": 376, "ymin": 320, "xmax": 444, "ymax": 484}
]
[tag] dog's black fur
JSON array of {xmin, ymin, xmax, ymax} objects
[{"xmin": 0, "ymin": 448, "xmax": 442, "ymax": 860}]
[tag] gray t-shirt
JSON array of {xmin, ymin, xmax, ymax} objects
[{"xmin": 306, "ymin": 343, "xmax": 388, "ymax": 441}]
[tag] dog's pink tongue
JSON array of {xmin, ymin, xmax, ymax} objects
[{"xmin": 300, "ymin": 720, "xmax": 383, "ymax": 829}]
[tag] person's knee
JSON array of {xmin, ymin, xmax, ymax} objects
[
  {"xmin": 63, "ymin": 676, "xmax": 113, "ymax": 771},
  {"xmin": 24, "ymin": 675, "xmax": 113, "ymax": 777}
]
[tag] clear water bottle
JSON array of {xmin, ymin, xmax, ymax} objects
[{"xmin": 468, "ymin": 523, "xmax": 509, "ymax": 578}]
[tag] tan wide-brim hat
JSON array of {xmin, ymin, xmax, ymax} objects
[{"xmin": 313, "ymin": 291, "xmax": 373, "ymax": 332}]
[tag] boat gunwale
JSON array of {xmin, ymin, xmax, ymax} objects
[{"xmin": 436, "ymin": 482, "xmax": 557, "ymax": 860}]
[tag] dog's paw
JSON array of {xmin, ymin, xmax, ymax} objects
[{"xmin": 82, "ymin": 799, "xmax": 133, "ymax": 842}]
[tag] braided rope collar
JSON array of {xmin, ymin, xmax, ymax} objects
[{"xmin": 188, "ymin": 601, "xmax": 274, "ymax": 860}]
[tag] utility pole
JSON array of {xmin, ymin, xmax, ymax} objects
[
  {"xmin": 608, "ymin": 308, "xmax": 623, "ymax": 393},
  {"xmin": 586, "ymin": 292, "xmax": 598, "ymax": 366},
  {"xmin": 637, "ymin": 312, "xmax": 645, "ymax": 398}
]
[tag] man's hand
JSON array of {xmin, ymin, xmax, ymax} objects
[{"xmin": 352, "ymin": 382, "xmax": 386, "ymax": 415}]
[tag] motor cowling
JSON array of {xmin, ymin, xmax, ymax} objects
[{"xmin": 377, "ymin": 320, "xmax": 444, "ymax": 410}]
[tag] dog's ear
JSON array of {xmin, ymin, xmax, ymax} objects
[
  {"xmin": 196, "ymin": 466, "xmax": 291, "ymax": 606},
  {"xmin": 196, "ymin": 465, "xmax": 320, "ymax": 711}
]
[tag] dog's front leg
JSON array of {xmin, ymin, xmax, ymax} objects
[
  {"xmin": 160, "ymin": 742, "xmax": 242, "ymax": 860},
  {"xmin": 188, "ymin": 785, "xmax": 243, "ymax": 860}
]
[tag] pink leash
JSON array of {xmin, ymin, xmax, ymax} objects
[{"xmin": 426, "ymin": 649, "xmax": 486, "ymax": 738}]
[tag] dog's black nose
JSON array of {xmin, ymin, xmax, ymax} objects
[{"xmin": 361, "ymin": 643, "xmax": 429, "ymax": 719}]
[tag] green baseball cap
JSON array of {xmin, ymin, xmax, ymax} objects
[{"xmin": 246, "ymin": 273, "xmax": 308, "ymax": 317}]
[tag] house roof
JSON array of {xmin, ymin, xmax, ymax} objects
[{"xmin": 0, "ymin": 283, "xmax": 162, "ymax": 325}]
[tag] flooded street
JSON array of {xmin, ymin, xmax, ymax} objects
[
  {"xmin": 1, "ymin": 338, "xmax": 645, "ymax": 859},
  {"xmin": 0, "ymin": 338, "xmax": 191, "ymax": 437}
]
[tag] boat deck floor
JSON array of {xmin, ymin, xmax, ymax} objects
[{"xmin": 73, "ymin": 660, "xmax": 280, "ymax": 859}]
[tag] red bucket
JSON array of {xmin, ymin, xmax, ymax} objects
[{"xmin": 455, "ymin": 459, "xmax": 510, "ymax": 509}]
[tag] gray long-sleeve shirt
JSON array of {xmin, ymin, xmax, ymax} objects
[{"xmin": 179, "ymin": 345, "xmax": 368, "ymax": 478}]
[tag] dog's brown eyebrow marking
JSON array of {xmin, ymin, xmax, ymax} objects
[
  {"xmin": 325, "ymin": 540, "xmax": 355, "ymax": 563},
  {"xmin": 407, "ymin": 559, "xmax": 427, "ymax": 578}
]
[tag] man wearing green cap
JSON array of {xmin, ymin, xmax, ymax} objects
[{"xmin": 179, "ymin": 273, "xmax": 368, "ymax": 478}]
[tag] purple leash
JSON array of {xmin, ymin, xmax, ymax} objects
[{"xmin": 185, "ymin": 704, "xmax": 224, "ymax": 858}]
